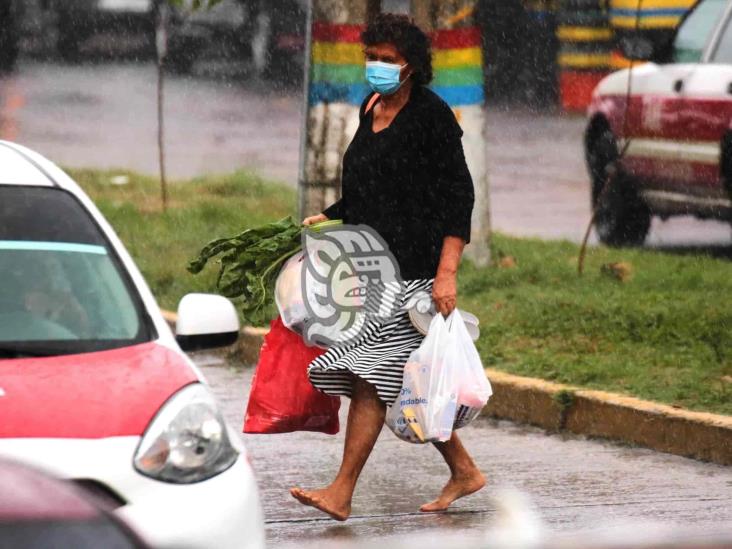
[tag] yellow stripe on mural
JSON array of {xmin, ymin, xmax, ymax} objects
[
  {"xmin": 611, "ymin": 0, "xmax": 694, "ymax": 9},
  {"xmin": 312, "ymin": 41, "xmax": 364, "ymax": 65},
  {"xmin": 433, "ymin": 47, "xmax": 482, "ymax": 69},
  {"xmin": 559, "ymin": 52, "xmax": 611, "ymax": 69},
  {"xmin": 611, "ymin": 15, "xmax": 685, "ymax": 28},
  {"xmin": 557, "ymin": 26, "xmax": 613, "ymax": 41}
]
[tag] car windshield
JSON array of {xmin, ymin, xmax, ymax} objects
[
  {"xmin": 673, "ymin": 0, "xmax": 727, "ymax": 62},
  {"xmin": 0, "ymin": 186, "xmax": 153, "ymax": 358}
]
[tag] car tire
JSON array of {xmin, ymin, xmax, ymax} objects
[
  {"xmin": 57, "ymin": 9, "xmax": 83, "ymax": 62},
  {"xmin": 165, "ymin": 36, "xmax": 199, "ymax": 74},
  {"xmin": 721, "ymin": 133, "xmax": 732, "ymax": 234},
  {"xmin": 0, "ymin": 0, "xmax": 19, "ymax": 72},
  {"xmin": 587, "ymin": 124, "xmax": 651, "ymax": 247}
]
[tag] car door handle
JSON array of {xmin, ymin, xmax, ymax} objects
[
  {"xmin": 673, "ymin": 79, "xmax": 684, "ymax": 93},
  {"xmin": 727, "ymin": 82, "xmax": 732, "ymax": 95}
]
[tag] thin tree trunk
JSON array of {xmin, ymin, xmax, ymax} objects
[{"xmin": 156, "ymin": 4, "xmax": 168, "ymax": 212}]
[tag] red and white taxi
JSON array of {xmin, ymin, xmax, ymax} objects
[
  {"xmin": 0, "ymin": 141, "xmax": 265, "ymax": 549},
  {"xmin": 585, "ymin": 0, "xmax": 732, "ymax": 245}
]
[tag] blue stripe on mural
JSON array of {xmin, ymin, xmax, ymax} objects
[
  {"xmin": 309, "ymin": 82, "xmax": 370, "ymax": 105},
  {"xmin": 431, "ymin": 84, "xmax": 484, "ymax": 106},
  {"xmin": 610, "ymin": 8, "xmax": 689, "ymax": 16}
]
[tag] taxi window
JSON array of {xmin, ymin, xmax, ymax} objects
[{"xmin": 673, "ymin": 0, "xmax": 727, "ymax": 62}]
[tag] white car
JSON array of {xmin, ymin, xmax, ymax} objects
[{"xmin": 0, "ymin": 141, "xmax": 265, "ymax": 549}]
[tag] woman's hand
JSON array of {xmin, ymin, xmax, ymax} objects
[
  {"xmin": 302, "ymin": 213, "xmax": 328, "ymax": 226},
  {"xmin": 432, "ymin": 271, "xmax": 457, "ymax": 316}
]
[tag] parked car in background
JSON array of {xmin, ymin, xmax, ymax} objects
[
  {"xmin": 585, "ymin": 0, "xmax": 732, "ymax": 245},
  {"xmin": 0, "ymin": 141, "xmax": 265, "ymax": 549},
  {"xmin": 47, "ymin": 0, "xmax": 159, "ymax": 60},
  {"xmin": 0, "ymin": 458, "xmax": 150, "ymax": 548},
  {"xmin": 166, "ymin": 0, "xmax": 306, "ymax": 79}
]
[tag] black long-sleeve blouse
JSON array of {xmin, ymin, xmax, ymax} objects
[{"xmin": 323, "ymin": 85, "xmax": 474, "ymax": 280}]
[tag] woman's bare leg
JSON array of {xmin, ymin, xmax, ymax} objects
[
  {"xmin": 290, "ymin": 375, "xmax": 385, "ymax": 521},
  {"xmin": 420, "ymin": 432, "xmax": 485, "ymax": 512}
]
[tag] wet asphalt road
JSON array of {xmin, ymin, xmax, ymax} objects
[
  {"xmin": 194, "ymin": 354, "xmax": 732, "ymax": 549},
  {"xmin": 2, "ymin": 59, "xmax": 732, "ymax": 249}
]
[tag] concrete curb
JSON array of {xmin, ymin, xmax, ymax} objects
[
  {"xmin": 162, "ymin": 310, "xmax": 732, "ymax": 466},
  {"xmin": 484, "ymin": 369, "xmax": 732, "ymax": 466}
]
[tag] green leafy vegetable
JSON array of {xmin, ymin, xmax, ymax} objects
[{"xmin": 188, "ymin": 216, "xmax": 302, "ymax": 325}]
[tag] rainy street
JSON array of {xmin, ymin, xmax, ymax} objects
[
  {"xmin": 0, "ymin": 0, "xmax": 732, "ymax": 549},
  {"xmin": 197, "ymin": 354, "xmax": 732, "ymax": 549},
  {"xmin": 2, "ymin": 60, "xmax": 731, "ymax": 248}
]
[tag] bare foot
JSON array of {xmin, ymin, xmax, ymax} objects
[
  {"xmin": 289, "ymin": 486, "xmax": 352, "ymax": 521},
  {"xmin": 419, "ymin": 467, "xmax": 486, "ymax": 512}
]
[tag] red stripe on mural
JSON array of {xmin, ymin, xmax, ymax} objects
[
  {"xmin": 430, "ymin": 27, "xmax": 481, "ymax": 49},
  {"xmin": 312, "ymin": 22, "xmax": 364, "ymax": 43}
]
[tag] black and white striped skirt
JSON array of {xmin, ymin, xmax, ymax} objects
[{"xmin": 308, "ymin": 279, "xmax": 432, "ymax": 405}]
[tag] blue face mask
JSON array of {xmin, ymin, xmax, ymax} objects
[{"xmin": 365, "ymin": 61, "xmax": 408, "ymax": 95}]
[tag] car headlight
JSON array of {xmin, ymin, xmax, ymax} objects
[{"xmin": 133, "ymin": 383, "xmax": 239, "ymax": 484}]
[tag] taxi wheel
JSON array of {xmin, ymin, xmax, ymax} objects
[
  {"xmin": 721, "ymin": 133, "xmax": 732, "ymax": 202},
  {"xmin": 594, "ymin": 173, "xmax": 651, "ymax": 247},
  {"xmin": 589, "ymin": 129, "xmax": 650, "ymax": 247}
]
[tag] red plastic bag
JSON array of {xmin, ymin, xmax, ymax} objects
[{"xmin": 243, "ymin": 316, "xmax": 340, "ymax": 434}]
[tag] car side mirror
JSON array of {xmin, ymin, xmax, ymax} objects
[
  {"xmin": 618, "ymin": 35, "xmax": 656, "ymax": 61},
  {"xmin": 618, "ymin": 30, "xmax": 676, "ymax": 63},
  {"xmin": 175, "ymin": 293, "xmax": 239, "ymax": 352}
]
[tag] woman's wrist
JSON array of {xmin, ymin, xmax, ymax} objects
[{"xmin": 435, "ymin": 266, "xmax": 457, "ymax": 278}]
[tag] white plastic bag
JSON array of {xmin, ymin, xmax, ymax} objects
[
  {"xmin": 386, "ymin": 310, "xmax": 492, "ymax": 443},
  {"xmin": 386, "ymin": 313, "xmax": 458, "ymax": 443},
  {"xmin": 451, "ymin": 310, "xmax": 492, "ymax": 408},
  {"xmin": 274, "ymin": 251, "xmax": 308, "ymax": 334},
  {"xmin": 450, "ymin": 310, "xmax": 492, "ymax": 428}
]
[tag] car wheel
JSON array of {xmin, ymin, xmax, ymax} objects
[
  {"xmin": 0, "ymin": 0, "xmax": 19, "ymax": 71},
  {"xmin": 251, "ymin": 9, "xmax": 271, "ymax": 78},
  {"xmin": 721, "ymin": 133, "xmax": 732, "ymax": 198},
  {"xmin": 588, "ymin": 125, "xmax": 651, "ymax": 247},
  {"xmin": 57, "ymin": 9, "xmax": 83, "ymax": 62},
  {"xmin": 165, "ymin": 37, "xmax": 199, "ymax": 74}
]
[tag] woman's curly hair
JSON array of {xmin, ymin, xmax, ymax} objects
[{"xmin": 361, "ymin": 13, "xmax": 433, "ymax": 86}]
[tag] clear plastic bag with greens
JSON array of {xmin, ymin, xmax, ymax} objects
[{"xmin": 188, "ymin": 217, "xmax": 341, "ymax": 326}]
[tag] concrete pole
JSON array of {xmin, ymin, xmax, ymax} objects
[
  {"xmin": 298, "ymin": 0, "xmax": 379, "ymax": 218},
  {"xmin": 413, "ymin": 0, "xmax": 491, "ymax": 266}
]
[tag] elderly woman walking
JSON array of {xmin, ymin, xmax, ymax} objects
[{"xmin": 294, "ymin": 13, "xmax": 484, "ymax": 521}]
